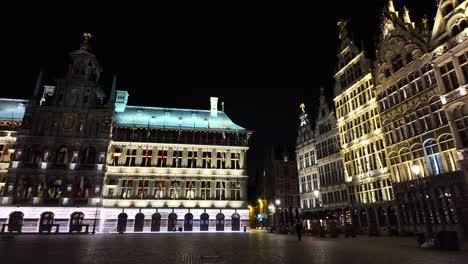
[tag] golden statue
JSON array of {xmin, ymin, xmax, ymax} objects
[
  {"xmin": 300, "ymin": 103, "xmax": 306, "ymax": 113},
  {"xmin": 83, "ymin": 32, "xmax": 92, "ymax": 40},
  {"xmin": 422, "ymin": 15, "xmax": 428, "ymax": 30}
]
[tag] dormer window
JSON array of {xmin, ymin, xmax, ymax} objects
[{"xmin": 442, "ymin": 4, "xmax": 454, "ymax": 17}]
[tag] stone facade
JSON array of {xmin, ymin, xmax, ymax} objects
[{"xmin": 0, "ymin": 36, "xmax": 252, "ymax": 233}]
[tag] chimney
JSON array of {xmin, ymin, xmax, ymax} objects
[{"xmin": 210, "ymin": 97, "xmax": 218, "ymax": 116}]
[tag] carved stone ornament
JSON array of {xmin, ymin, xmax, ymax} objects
[{"xmin": 62, "ymin": 113, "xmax": 76, "ymax": 129}]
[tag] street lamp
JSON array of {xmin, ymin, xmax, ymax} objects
[
  {"xmin": 411, "ymin": 163, "xmax": 421, "ymax": 179},
  {"xmin": 92, "ymin": 198, "xmax": 101, "ymax": 234},
  {"xmin": 275, "ymin": 199, "xmax": 280, "ymax": 206}
]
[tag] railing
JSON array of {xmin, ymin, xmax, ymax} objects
[{"xmin": 111, "ymin": 135, "xmax": 248, "ymax": 147}]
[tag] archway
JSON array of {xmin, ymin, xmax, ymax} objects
[
  {"xmin": 69, "ymin": 212, "xmax": 85, "ymax": 233},
  {"xmin": 134, "ymin": 213, "xmax": 144, "ymax": 232},
  {"xmin": 8, "ymin": 211, "xmax": 24, "ymax": 233},
  {"xmin": 168, "ymin": 213, "xmax": 177, "ymax": 231},
  {"xmin": 231, "ymin": 213, "xmax": 240, "ymax": 231},
  {"xmin": 184, "ymin": 213, "xmax": 193, "ymax": 231},
  {"xmin": 39, "ymin": 211, "xmax": 54, "ymax": 233},
  {"xmin": 200, "ymin": 213, "xmax": 209, "ymax": 231},
  {"xmin": 151, "ymin": 213, "xmax": 161, "ymax": 232},
  {"xmin": 216, "ymin": 213, "xmax": 225, "ymax": 231},
  {"xmin": 117, "ymin": 213, "xmax": 128, "ymax": 233}
]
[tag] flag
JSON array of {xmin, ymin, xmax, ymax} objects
[
  {"xmin": 160, "ymin": 147, "xmax": 165, "ymax": 167},
  {"xmin": 1, "ymin": 144, "xmax": 8, "ymax": 158},
  {"xmin": 158, "ymin": 176, "xmax": 162, "ymax": 193},
  {"xmin": 205, "ymin": 152, "xmax": 210, "ymax": 164},
  {"xmin": 16, "ymin": 177, "xmax": 23, "ymax": 198},
  {"xmin": 178, "ymin": 122, "xmax": 182, "ymax": 142},
  {"xmin": 78, "ymin": 176, "xmax": 84, "ymax": 198},
  {"xmin": 145, "ymin": 145, "xmax": 149, "ymax": 160},
  {"xmin": 38, "ymin": 175, "xmax": 47, "ymax": 198},
  {"xmin": 188, "ymin": 178, "xmax": 192, "ymax": 191},
  {"xmin": 146, "ymin": 120, "xmax": 151, "ymax": 138},
  {"xmin": 221, "ymin": 152, "xmax": 225, "ymax": 163},
  {"xmin": 235, "ymin": 128, "xmax": 240, "ymax": 142},
  {"xmin": 221, "ymin": 130, "xmax": 226, "ymax": 140}
]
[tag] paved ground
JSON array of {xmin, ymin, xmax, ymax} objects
[{"xmin": 1, "ymin": 233, "xmax": 467, "ymax": 264}]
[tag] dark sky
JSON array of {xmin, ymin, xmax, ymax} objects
[{"xmin": 5, "ymin": 0, "xmax": 435, "ymax": 200}]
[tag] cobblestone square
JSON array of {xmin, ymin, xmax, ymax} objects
[{"xmin": 1, "ymin": 233, "xmax": 467, "ymax": 264}]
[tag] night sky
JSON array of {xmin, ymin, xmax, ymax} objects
[{"xmin": 5, "ymin": 0, "xmax": 435, "ymax": 201}]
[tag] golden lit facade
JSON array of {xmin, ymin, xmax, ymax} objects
[
  {"xmin": 375, "ymin": 2, "xmax": 466, "ymax": 236},
  {"xmin": 334, "ymin": 23, "xmax": 393, "ymax": 235}
]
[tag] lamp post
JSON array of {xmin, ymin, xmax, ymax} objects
[
  {"xmin": 92, "ymin": 198, "xmax": 101, "ymax": 234},
  {"xmin": 410, "ymin": 163, "xmax": 432, "ymax": 237},
  {"xmin": 275, "ymin": 199, "xmax": 280, "ymax": 227}
]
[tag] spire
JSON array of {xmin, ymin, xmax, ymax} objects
[
  {"xmin": 337, "ymin": 19, "xmax": 348, "ymax": 40},
  {"xmin": 403, "ymin": 6, "xmax": 415, "ymax": 28},
  {"xmin": 221, "ymin": 101, "xmax": 225, "ymax": 112},
  {"xmin": 33, "ymin": 69, "xmax": 43, "ymax": 98},
  {"xmin": 109, "ymin": 74, "xmax": 117, "ymax": 103},
  {"xmin": 388, "ymin": 0, "xmax": 396, "ymax": 14}
]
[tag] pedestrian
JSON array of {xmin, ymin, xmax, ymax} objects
[{"xmin": 295, "ymin": 221, "xmax": 303, "ymax": 241}]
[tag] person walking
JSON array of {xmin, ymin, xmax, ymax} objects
[{"xmin": 295, "ymin": 221, "xmax": 303, "ymax": 241}]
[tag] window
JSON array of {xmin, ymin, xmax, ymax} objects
[
  {"xmin": 188, "ymin": 151, "xmax": 197, "ymax": 168},
  {"xmin": 157, "ymin": 150, "xmax": 167, "ymax": 167},
  {"xmin": 172, "ymin": 150, "xmax": 182, "ymax": 168},
  {"xmin": 185, "ymin": 180, "xmax": 195, "ymax": 199},
  {"xmin": 217, "ymin": 152, "xmax": 226, "ymax": 169},
  {"xmin": 454, "ymin": 105, "xmax": 468, "ymax": 147},
  {"xmin": 215, "ymin": 181, "xmax": 226, "ymax": 200},
  {"xmin": 230, "ymin": 181, "xmax": 241, "ymax": 200},
  {"xmin": 202, "ymin": 152, "xmax": 212, "ymax": 168},
  {"xmin": 440, "ymin": 61, "xmax": 460, "ymax": 92},
  {"xmin": 439, "ymin": 134, "xmax": 457, "ymax": 173},
  {"xmin": 120, "ymin": 180, "xmax": 133, "ymax": 199},
  {"xmin": 300, "ymin": 177, "xmax": 306, "ymax": 193},
  {"xmin": 137, "ymin": 180, "xmax": 149, "ymax": 199},
  {"xmin": 200, "ymin": 181, "xmax": 211, "ymax": 200},
  {"xmin": 140, "ymin": 148, "xmax": 152, "ymax": 167},
  {"xmin": 306, "ymin": 175, "xmax": 312, "ymax": 192},
  {"xmin": 169, "ymin": 181, "xmax": 180, "ymax": 199},
  {"xmin": 424, "ymin": 139, "xmax": 443, "ymax": 176},
  {"xmin": 391, "ymin": 53, "xmax": 404, "ymax": 73},
  {"xmin": 154, "ymin": 180, "xmax": 165, "ymax": 199},
  {"xmin": 231, "ymin": 153, "xmax": 240, "ymax": 169},
  {"xmin": 458, "ymin": 52, "xmax": 468, "ymax": 82},
  {"xmin": 124, "ymin": 149, "xmax": 136, "ymax": 166}
]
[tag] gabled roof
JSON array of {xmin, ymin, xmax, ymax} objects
[
  {"xmin": 0, "ymin": 98, "xmax": 27, "ymax": 120},
  {"xmin": 114, "ymin": 105, "xmax": 247, "ymax": 131}
]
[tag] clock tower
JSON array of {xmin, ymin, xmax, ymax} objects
[{"xmin": 4, "ymin": 33, "xmax": 114, "ymax": 206}]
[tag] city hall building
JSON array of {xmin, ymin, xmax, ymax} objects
[{"xmin": 0, "ymin": 36, "xmax": 252, "ymax": 233}]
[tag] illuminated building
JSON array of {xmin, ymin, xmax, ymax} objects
[
  {"xmin": 334, "ymin": 20, "xmax": 393, "ymax": 235},
  {"xmin": 375, "ymin": 1, "xmax": 467, "ymax": 236},
  {"xmin": 0, "ymin": 35, "xmax": 252, "ymax": 233}
]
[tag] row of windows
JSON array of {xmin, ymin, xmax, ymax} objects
[
  {"xmin": 348, "ymin": 179, "xmax": 393, "ymax": 205},
  {"xmin": 316, "ymin": 135, "xmax": 340, "ymax": 159},
  {"xmin": 340, "ymin": 61, "xmax": 363, "ymax": 90},
  {"xmin": 322, "ymin": 190, "xmax": 348, "ymax": 205},
  {"xmin": 299, "ymin": 173, "xmax": 318, "ymax": 194},
  {"xmin": 383, "ymin": 98, "xmax": 447, "ymax": 145},
  {"xmin": 114, "ymin": 180, "xmax": 241, "ymax": 200},
  {"xmin": 301, "ymin": 198, "xmax": 320, "ymax": 209},
  {"xmin": 297, "ymin": 150, "xmax": 316, "ymax": 170},
  {"xmin": 388, "ymin": 136, "xmax": 458, "ymax": 183},
  {"xmin": 318, "ymin": 160, "xmax": 345, "ymax": 186},
  {"xmin": 111, "ymin": 149, "xmax": 241, "ymax": 169},
  {"xmin": 343, "ymin": 139, "xmax": 387, "ymax": 178},
  {"xmin": 378, "ymin": 64, "xmax": 435, "ymax": 112},
  {"xmin": 335, "ymin": 78, "xmax": 374, "ymax": 119},
  {"xmin": 338, "ymin": 107, "xmax": 381, "ymax": 144},
  {"xmin": 440, "ymin": 51, "xmax": 468, "ymax": 93}
]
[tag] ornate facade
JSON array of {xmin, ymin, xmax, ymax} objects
[
  {"xmin": 375, "ymin": 0, "xmax": 467, "ymax": 236},
  {"xmin": 0, "ymin": 36, "xmax": 252, "ymax": 233},
  {"xmin": 334, "ymin": 21, "xmax": 393, "ymax": 235}
]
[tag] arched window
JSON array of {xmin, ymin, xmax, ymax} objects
[
  {"xmin": 200, "ymin": 213, "xmax": 209, "ymax": 231},
  {"xmin": 184, "ymin": 213, "xmax": 193, "ymax": 231},
  {"xmin": 429, "ymin": 97, "xmax": 447, "ymax": 126},
  {"xmin": 151, "ymin": 213, "xmax": 161, "ymax": 232},
  {"xmin": 388, "ymin": 152, "xmax": 401, "ymax": 182},
  {"xmin": 399, "ymin": 148, "xmax": 412, "ymax": 181},
  {"xmin": 8, "ymin": 211, "xmax": 24, "ymax": 232},
  {"xmin": 423, "ymin": 139, "xmax": 443, "ymax": 176},
  {"xmin": 231, "ymin": 213, "xmax": 240, "ymax": 231},
  {"xmin": 134, "ymin": 213, "xmax": 144, "ymax": 232},
  {"xmin": 216, "ymin": 213, "xmax": 225, "ymax": 231},
  {"xmin": 454, "ymin": 105, "xmax": 468, "ymax": 147},
  {"xmin": 117, "ymin": 213, "xmax": 128, "ymax": 233},
  {"xmin": 168, "ymin": 213, "xmax": 177, "ymax": 231},
  {"xmin": 438, "ymin": 134, "xmax": 457, "ymax": 172}
]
